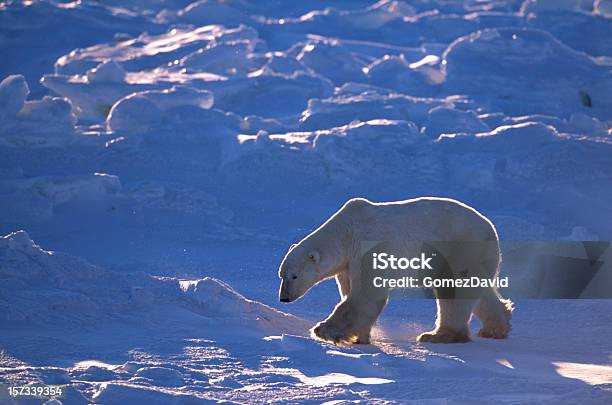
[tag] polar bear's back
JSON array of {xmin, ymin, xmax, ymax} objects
[{"xmin": 348, "ymin": 197, "xmax": 498, "ymax": 242}]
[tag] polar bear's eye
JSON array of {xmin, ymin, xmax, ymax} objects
[
  {"xmin": 292, "ymin": 275, "xmax": 298, "ymax": 280},
  {"xmin": 308, "ymin": 251, "xmax": 320, "ymax": 263}
]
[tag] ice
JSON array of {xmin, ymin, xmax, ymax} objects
[
  {"xmin": 107, "ymin": 93, "xmax": 163, "ymax": 133},
  {"xmin": 55, "ymin": 25, "xmax": 224, "ymax": 68},
  {"xmin": 0, "ymin": 230, "xmax": 307, "ymax": 332},
  {"xmin": 525, "ymin": 8, "xmax": 612, "ymax": 57},
  {"xmin": 365, "ymin": 53, "xmax": 444, "ymax": 95},
  {"xmin": 0, "ymin": 75, "xmax": 29, "ymax": 119},
  {"xmin": 204, "ymin": 73, "xmax": 335, "ymax": 119},
  {"xmin": 0, "ymin": 75, "xmax": 77, "ymax": 146},
  {"xmin": 568, "ymin": 112, "xmax": 608, "ymax": 135},
  {"xmin": 422, "ymin": 106, "xmax": 489, "ymax": 137},
  {"xmin": 92, "ymin": 383, "xmax": 213, "ymax": 405},
  {"xmin": 107, "ymin": 86, "xmax": 214, "ymax": 133},
  {"xmin": 596, "ymin": 0, "xmax": 612, "ymax": 16},
  {"xmin": 298, "ymin": 91, "xmax": 451, "ymax": 130},
  {"xmin": 0, "ymin": 173, "xmax": 121, "ymax": 222},
  {"xmin": 296, "ymin": 39, "xmax": 370, "ymax": 85},
  {"xmin": 86, "ymin": 61, "xmax": 127, "ymax": 83},
  {"xmin": 134, "ymin": 367, "xmax": 185, "ymax": 387},
  {"xmin": 442, "ymin": 28, "xmax": 612, "ymax": 119},
  {"xmin": 1, "ymin": 0, "xmax": 612, "ymax": 403},
  {"xmin": 41, "ymin": 73, "xmax": 155, "ymax": 122},
  {"xmin": 160, "ymin": 0, "xmax": 253, "ymax": 26},
  {"xmin": 521, "ymin": 0, "xmax": 590, "ymax": 12},
  {"xmin": 180, "ymin": 40, "xmax": 257, "ymax": 76}
]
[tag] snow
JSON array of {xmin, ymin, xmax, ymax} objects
[
  {"xmin": 86, "ymin": 61, "xmax": 127, "ymax": 84},
  {"xmin": 442, "ymin": 27, "xmax": 612, "ymax": 119},
  {"xmin": 1, "ymin": 0, "xmax": 612, "ymax": 403},
  {"xmin": 0, "ymin": 75, "xmax": 77, "ymax": 147},
  {"xmin": 0, "ymin": 75, "xmax": 29, "ymax": 119},
  {"xmin": 107, "ymin": 86, "xmax": 214, "ymax": 133}
]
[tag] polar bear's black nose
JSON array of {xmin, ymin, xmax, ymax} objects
[{"xmin": 280, "ymin": 297, "xmax": 291, "ymax": 303}]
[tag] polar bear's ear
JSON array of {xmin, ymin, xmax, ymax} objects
[
  {"xmin": 289, "ymin": 243, "xmax": 297, "ymax": 251},
  {"xmin": 308, "ymin": 251, "xmax": 320, "ymax": 263}
]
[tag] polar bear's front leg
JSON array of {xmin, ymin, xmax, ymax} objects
[
  {"xmin": 312, "ymin": 296, "xmax": 387, "ymax": 344},
  {"xmin": 312, "ymin": 264, "xmax": 388, "ymax": 345},
  {"xmin": 335, "ymin": 271, "xmax": 351, "ymax": 299},
  {"xmin": 311, "ymin": 299, "xmax": 360, "ymax": 344}
]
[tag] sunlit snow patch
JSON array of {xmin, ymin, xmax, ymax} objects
[
  {"xmin": 553, "ymin": 362, "xmax": 612, "ymax": 385},
  {"xmin": 296, "ymin": 372, "xmax": 393, "ymax": 387},
  {"xmin": 72, "ymin": 360, "xmax": 122, "ymax": 371},
  {"xmin": 264, "ymin": 361, "xmax": 395, "ymax": 387}
]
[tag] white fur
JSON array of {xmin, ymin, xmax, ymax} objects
[{"xmin": 278, "ymin": 197, "xmax": 513, "ymax": 345}]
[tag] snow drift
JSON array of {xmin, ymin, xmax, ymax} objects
[{"xmin": 0, "ymin": 230, "xmax": 306, "ymax": 333}]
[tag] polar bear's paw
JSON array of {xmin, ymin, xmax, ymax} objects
[
  {"xmin": 311, "ymin": 321, "xmax": 363, "ymax": 345},
  {"xmin": 417, "ymin": 328, "xmax": 470, "ymax": 344},
  {"xmin": 477, "ymin": 300, "xmax": 512, "ymax": 339},
  {"xmin": 477, "ymin": 323, "xmax": 510, "ymax": 339}
]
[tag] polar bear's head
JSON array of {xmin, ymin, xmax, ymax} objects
[
  {"xmin": 278, "ymin": 242, "xmax": 321, "ymax": 303},
  {"xmin": 278, "ymin": 198, "xmax": 365, "ymax": 303},
  {"xmin": 278, "ymin": 235, "xmax": 347, "ymax": 303}
]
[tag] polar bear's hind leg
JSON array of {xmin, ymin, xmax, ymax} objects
[
  {"xmin": 417, "ymin": 298, "xmax": 477, "ymax": 343},
  {"xmin": 474, "ymin": 287, "xmax": 513, "ymax": 339}
]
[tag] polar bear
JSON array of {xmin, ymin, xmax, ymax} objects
[{"xmin": 278, "ymin": 197, "xmax": 513, "ymax": 344}]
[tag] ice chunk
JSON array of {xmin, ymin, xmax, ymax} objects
[
  {"xmin": 436, "ymin": 122, "xmax": 612, "ymax": 193},
  {"xmin": 161, "ymin": 0, "xmax": 252, "ymax": 26},
  {"xmin": 0, "ymin": 75, "xmax": 77, "ymax": 145},
  {"xmin": 297, "ymin": 39, "xmax": 368, "ymax": 84},
  {"xmin": 442, "ymin": 28, "xmax": 612, "ymax": 119},
  {"xmin": 312, "ymin": 119, "xmax": 424, "ymax": 179},
  {"xmin": 595, "ymin": 0, "xmax": 612, "ymax": 16},
  {"xmin": 54, "ymin": 25, "xmax": 226, "ymax": 75},
  {"xmin": 42, "ymin": 73, "xmax": 156, "ymax": 122},
  {"xmin": 202, "ymin": 73, "xmax": 334, "ymax": 119},
  {"xmin": 520, "ymin": 0, "xmax": 591, "ymax": 13},
  {"xmin": 0, "ymin": 75, "xmax": 29, "ymax": 119},
  {"xmin": 134, "ymin": 367, "xmax": 185, "ymax": 387},
  {"xmin": 438, "ymin": 122, "xmax": 562, "ymax": 145},
  {"xmin": 422, "ymin": 106, "xmax": 489, "ymax": 137},
  {"xmin": 350, "ymin": 0, "xmax": 416, "ymax": 29},
  {"xmin": 181, "ymin": 40, "xmax": 257, "ymax": 76},
  {"xmin": 1, "ymin": 230, "xmax": 38, "ymax": 251},
  {"xmin": 106, "ymin": 93, "xmax": 162, "ymax": 133},
  {"xmin": 365, "ymin": 54, "xmax": 444, "ymax": 95},
  {"xmin": 568, "ymin": 113, "xmax": 608, "ymax": 136},
  {"xmin": 86, "ymin": 60, "xmax": 126, "ymax": 83},
  {"xmin": 17, "ymin": 96, "xmax": 77, "ymax": 128},
  {"xmin": 0, "ymin": 173, "xmax": 121, "ymax": 222},
  {"xmin": 524, "ymin": 6, "xmax": 612, "ymax": 57},
  {"xmin": 231, "ymin": 119, "xmax": 427, "ymax": 184},
  {"xmin": 262, "ymin": 52, "xmax": 309, "ymax": 76},
  {"xmin": 299, "ymin": 92, "xmax": 450, "ymax": 131},
  {"xmin": 31, "ymin": 172, "xmax": 121, "ymax": 206},
  {"xmin": 107, "ymin": 86, "xmax": 213, "ymax": 133}
]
